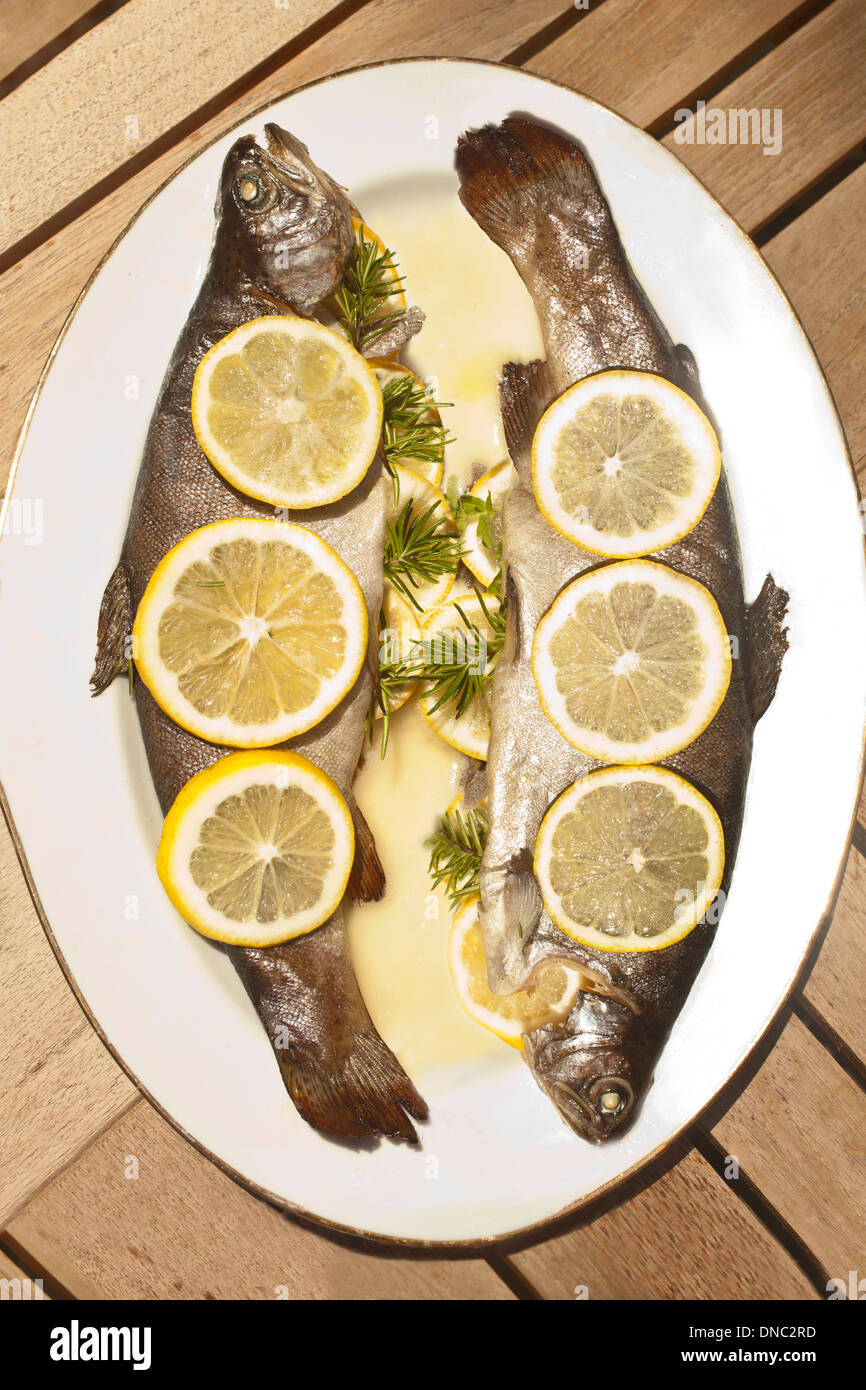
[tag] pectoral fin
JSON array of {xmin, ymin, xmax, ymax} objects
[
  {"xmin": 745, "ymin": 574, "xmax": 790, "ymax": 722},
  {"xmin": 498, "ymin": 359, "xmax": 555, "ymax": 476},
  {"xmin": 91, "ymin": 560, "xmax": 132, "ymax": 695},
  {"xmin": 346, "ymin": 799, "xmax": 386, "ymax": 903},
  {"xmin": 362, "ymin": 306, "xmax": 425, "ymax": 359}
]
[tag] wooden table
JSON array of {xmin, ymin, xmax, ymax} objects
[{"xmin": 1, "ymin": 0, "xmax": 864, "ymax": 1301}]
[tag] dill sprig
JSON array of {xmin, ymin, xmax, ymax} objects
[
  {"xmin": 447, "ymin": 478, "xmax": 504, "ymax": 592},
  {"xmin": 384, "ymin": 497, "xmax": 463, "ymax": 612},
  {"xmin": 333, "ymin": 224, "xmax": 406, "ymax": 352},
  {"xmin": 426, "ymin": 804, "xmax": 489, "ymax": 909},
  {"xmin": 421, "ymin": 590, "xmax": 506, "ymax": 718},
  {"xmin": 381, "ymin": 375, "xmax": 453, "ymax": 499}
]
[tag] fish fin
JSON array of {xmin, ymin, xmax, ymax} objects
[
  {"xmin": 499, "ymin": 359, "xmax": 554, "ymax": 476},
  {"xmin": 363, "ymin": 305, "xmax": 425, "ymax": 359},
  {"xmin": 347, "ymin": 801, "xmax": 386, "ymax": 903},
  {"xmin": 283, "ymin": 1029, "xmax": 427, "ymax": 1144},
  {"xmin": 456, "ymin": 116, "xmax": 598, "ymax": 252},
  {"xmin": 745, "ymin": 574, "xmax": 790, "ymax": 722},
  {"xmin": 230, "ymin": 935, "xmax": 427, "ymax": 1145},
  {"xmin": 90, "ymin": 560, "xmax": 132, "ymax": 695}
]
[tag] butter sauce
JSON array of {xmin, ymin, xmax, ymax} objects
[{"xmin": 345, "ymin": 178, "xmax": 543, "ymax": 1075}]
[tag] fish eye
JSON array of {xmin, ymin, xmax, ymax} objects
[
  {"xmin": 235, "ymin": 173, "xmax": 269, "ymax": 209},
  {"xmin": 590, "ymin": 1077, "xmax": 633, "ymax": 1119}
]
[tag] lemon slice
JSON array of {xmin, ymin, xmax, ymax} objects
[
  {"xmin": 351, "ymin": 217, "xmax": 406, "ymax": 311},
  {"xmin": 158, "ymin": 750, "xmax": 354, "ymax": 946},
  {"xmin": 191, "ymin": 315, "xmax": 383, "ymax": 509},
  {"xmin": 385, "ymin": 465, "xmax": 459, "ymax": 614},
  {"xmin": 374, "ymin": 587, "xmax": 422, "ymax": 721},
  {"xmin": 461, "ymin": 459, "xmax": 512, "ymax": 588},
  {"xmin": 133, "ymin": 518, "xmax": 367, "ymax": 747},
  {"xmin": 534, "ymin": 765, "xmax": 724, "ymax": 953},
  {"xmin": 372, "ymin": 361, "xmax": 446, "ymax": 486},
  {"xmin": 532, "ymin": 370, "xmax": 721, "ymax": 556},
  {"xmin": 532, "ymin": 559, "xmax": 731, "ymax": 764},
  {"xmin": 449, "ymin": 897, "xmax": 583, "ymax": 1047},
  {"xmin": 419, "ymin": 593, "xmax": 502, "ymax": 760}
]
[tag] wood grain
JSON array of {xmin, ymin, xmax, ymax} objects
[
  {"xmin": 0, "ymin": 826, "xmax": 137, "ymax": 1227},
  {"xmin": 5, "ymin": 1100, "xmax": 515, "ymax": 1300},
  {"xmin": 528, "ymin": 0, "xmax": 814, "ymax": 130},
  {"xmin": 761, "ymin": 161, "xmax": 866, "ymax": 485},
  {"xmin": 0, "ymin": 1246, "xmax": 50, "ymax": 1297},
  {"xmin": 508, "ymin": 1147, "xmax": 816, "ymax": 1299},
  {"xmin": 0, "ymin": 0, "xmax": 577, "ymax": 254},
  {"xmin": 711, "ymin": 1014, "xmax": 866, "ymax": 1280},
  {"xmin": 802, "ymin": 846, "xmax": 866, "ymax": 1068},
  {"xmin": 0, "ymin": 0, "xmax": 343, "ymax": 250},
  {"xmin": 0, "ymin": 0, "xmax": 104, "ymax": 84},
  {"xmin": 0, "ymin": 0, "xmax": 573, "ymax": 494},
  {"xmin": 660, "ymin": 0, "xmax": 866, "ymax": 232}
]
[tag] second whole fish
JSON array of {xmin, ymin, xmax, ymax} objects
[
  {"xmin": 92, "ymin": 125, "xmax": 427, "ymax": 1143},
  {"xmin": 456, "ymin": 116, "xmax": 788, "ymax": 1141}
]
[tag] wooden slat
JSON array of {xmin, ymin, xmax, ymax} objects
[
  {"xmin": 660, "ymin": 0, "xmax": 866, "ymax": 232},
  {"xmin": 528, "ymin": 0, "xmax": 814, "ymax": 129},
  {"xmin": 0, "ymin": 0, "xmax": 573, "ymax": 492},
  {"xmin": 711, "ymin": 1014, "xmax": 866, "ymax": 1279},
  {"xmin": 0, "ymin": 0, "xmax": 342, "ymax": 250},
  {"xmin": 0, "ymin": 828, "xmax": 137, "ymax": 1227},
  {"xmin": 508, "ymin": 1147, "xmax": 816, "ymax": 1299},
  {"xmin": 0, "ymin": 0, "xmax": 575, "ymax": 255},
  {"xmin": 802, "ymin": 846, "xmax": 866, "ymax": 1068},
  {"xmin": 0, "ymin": 1246, "xmax": 50, "ymax": 1297},
  {"xmin": 0, "ymin": 0, "xmax": 104, "ymax": 85},
  {"xmin": 761, "ymin": 162, "xmax": 866, "ymax": 484},
  {"xmin": 4, "ymin": 1100, "xmax": 515, "ymax": 1300}
]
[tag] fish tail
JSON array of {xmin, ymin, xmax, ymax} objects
[
  {"xmin": 281, "ymin": 1029, "xmax": 427, "ymax": 1145},
  {"xmin": 745, "ymin": 574, "xmax": 790, "ymax": 722},
  {"xmin": 456, "ymin": 116, "xmax": 601, "ymax": 253},
  {"xmin": 230, "ymin": 925, "xmax": 427, "ymax": 1145},
  {"xmin": 346, "ymin": 799, "xmax": 386, "ymax": 902},
  {"xmin": 498, "ymin": 359, "xmax": 555, "ymax": 476},
  {"xmin": 91, "ymin": 559, "xmax": 132, "ymax": 694}
]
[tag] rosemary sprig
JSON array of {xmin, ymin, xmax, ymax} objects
[
  {"xmin": 366, "ymin": 615, "xmax": 420, "ymax": 758},
  {"xmin": 384, "ymin": 497, "xmax": 462, "ymax": 612},
  {"xmin": 420, "ymin": 590, "xmax": 506, "ymax": 718},
  {"xmin": 381, "ymin": 375, "xmax": 453, "ymax": 500},
  {"xmin": 426, "ymin": 804, "xmax": 489, "ymax": 909},
  {"xmin": 333, "ymin": 224, "xmax": 406, "ymax": 352}
]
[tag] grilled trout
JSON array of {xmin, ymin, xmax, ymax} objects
[
  {"xmin": 456, "ymin": 117, "xmax": 788, "ymax": 1141},
  {"xmin": 92, "ymin": 125, "xmax": 427, "ymax": 1143}
]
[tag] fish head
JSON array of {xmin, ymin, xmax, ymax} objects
[
  {"xmin": 524, "ymin": 989, "xmax": 653, "ymax": 1142},
  {"xmin": 218, "ymin": 124, "xmax": 354, "ymax": 312}
]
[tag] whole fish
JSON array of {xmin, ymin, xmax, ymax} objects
[
  {"xmin": 456, "ymin": 117, "xmax": 788, "ymax": 1141},
  {"xmin": 92, "ymin": 125, "xmax": 426, "ymax": 1143}
]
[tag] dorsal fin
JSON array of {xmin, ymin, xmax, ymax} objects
[
  {"xmin": 745, "ymin": 574, "xmax": 789, "ymax": 722},
  {"xmin": 499, "ymin": 359, "xmax": 554, "ymax": 476}
]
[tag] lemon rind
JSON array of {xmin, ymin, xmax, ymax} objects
[
  {"xmin": 157, "ymin": 749, "xmax": 355, "ymax": 947},
  {"xmin": 533, "ymin": 765, "xmax": 725, "ymax": 954},
  {"xmin": 133, "ymin": 517, "xmax": 368, "ymax": 749}
]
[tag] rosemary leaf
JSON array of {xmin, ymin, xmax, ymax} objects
[
  {"xmin": 334, "ymin": 224, "xmax": 406, "ymax": 352},
  {"xmin": 426, "ymin": 804, "xmax": 489, "ymax": 909},
  {"xmin": 384, "ymin": 498, "xmax": 462, "ymax": 613}
]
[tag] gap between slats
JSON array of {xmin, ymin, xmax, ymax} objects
[{"xmin": 0, "ymin": 0, "xmax": 133, "ymax": 99}]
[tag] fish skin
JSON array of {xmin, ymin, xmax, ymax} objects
[
  {"xmin": 457, "ymin": 117, "xmax": 788, "ymax": 1141},
  {"xmin": 92, "ymin": 125, "xmax": 426, "ymax": 1144}
]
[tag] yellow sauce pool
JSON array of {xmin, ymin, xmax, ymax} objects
[{"xmin": 345, "ymin": 179, "xmax": 543, "ymax": 1075}]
